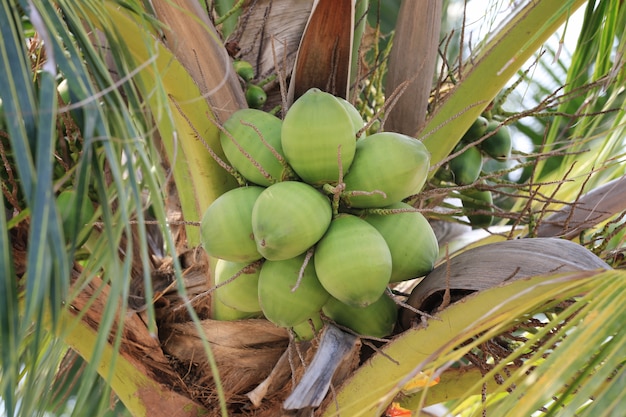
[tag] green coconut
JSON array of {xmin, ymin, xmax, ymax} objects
[
  {"xmin": 281, "ymin": 88, "xmax": 356, "ymax": 185},
  {"xmin": 363, "ymin": 202, "xmax": 439, "ymax": 282},
  {"xmin": 449, "ymin": 144, "xmax": 483, "ymax": 186},
  {"xmin": 322, "ymin": 293, "xmax": 398, "ymax": 338},
  {"xmin": 214, "ymin": 259, "xmax": 262, "ymax": 313},
  {"xmin": 252, "ymin": 181, "xmax": 332, "ymax": 261},
  {"xmin": 220, "ymin": 109, "xmax": 290, "ymax": 186},
  {"xmin": 258, "ymin": 254, "xmax": 330, "ymax": 328},
  {"xmin": 479, "ymin": 121, "xmax": 512, "ymax": 160},
  {"xmin": 245, "ymin": 84, "xmax": 267, "ymax": 109},
  {"xmin": 212, "ymin": 298, "xmax": 262, "ymax": 321},
  {"xmin": 461, "ymin": 115, "xmax": 489, "ymax": 142},
  {"xmin": 200, "ymin": 186, "xmax": 264, "ymax": 262},
  {"xmin": 335, "ymin": 96, "xmax": 365, "ymax": 138},
  {"xmin": 291, "ymin": 313, "xmax": 325, "ymax": 341},
  {"xmin": 342, "ymin": 132, "xmax": 430, "ymax": 208},
  {"xmin": 233, "ymin": 60, "xmax": 255, "ymax": 82},
  {"xmin": 314, "ymin": 214, "xmax": 392, "ymax": 307},
  {"xmin": 461, "ymin": 188, "xmax": 494, "ymax": 228}
]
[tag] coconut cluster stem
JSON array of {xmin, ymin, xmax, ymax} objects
[{"xmin": 360, "ymin": 206, "xmax": 423, "ymax": 216}]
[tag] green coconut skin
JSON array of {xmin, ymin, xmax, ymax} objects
[
  {"xmin": 245, "ymin": 85, "xmax": 267, "ymax": 109},
  {"xmin": 258, "ymin": 254, "xmax": 330, "ymax": 328},
  {"xmin": 281, "ymin": 88, "xmax": 356, "ymax": 185},
  {"xmin": 252, "ymin": 181, "xmax": 332, "ymax": 261},
  {"xmin": 342, "ymin": 132, "xmax": 430, "ymax": 208},
  {"xmin": 220, "ymin": 109, "xmax": 289, "ymax": 186},
  {"xmin": 314, "ymin": 214, "xmax": 392, "ymax": 307},
  {"xmin": 335, "ymin": 96, "xmax": 365, "ymax": 138},
  {"xmin": 214, "ymin": 259, "xmax": 262, "ymax": 313},
  {"xmin": 291, "ymin": 313, "xmax": 324, "ymax": 341},
  {"xmin": 461, "ymin": 188, "xmax": 494, "ymax": 228},
  {"xmin": 200, "ymin": 186, "xmax": 264, "ymax": 262},
  {"xmin": 233, "ymin": 60, "xmax": 255, "ymax": 82},
  {"xmin": 363, "ymin": 202, "xmax": 439, "ymax": 282},
  {"xmin": 449, "ymin": 145, "xmax": 483, "ymax": 186},
  {"xmin": 479, "ymin": 121, "xmax": 512, "ymax": 160},
  {"xmin": 322, "ymin": 293, "xmax": 398, "ymax": 338},
  {"xmin": 462, "ymin": 115, "xmax": 489, "ymax": 142}
]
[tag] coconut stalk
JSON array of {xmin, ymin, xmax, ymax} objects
[{"xmin": 151, "ymin": 0, "xmax": 247, "ymax": 123}]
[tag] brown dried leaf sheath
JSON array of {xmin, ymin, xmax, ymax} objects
[
  {"xmin": 400, "ymin": 238, "xmax": 610, "ymax": 329},
  {"xmin": 287, "ymin": 0, "xmax": 354, "ymax": 102},
  {"xmin": 236, "ymin": 0, "xmax": 313, "ymax": 81},
  {"xmin": 161, "ymin": 319, "xmax": 289, "ymax": 397}
]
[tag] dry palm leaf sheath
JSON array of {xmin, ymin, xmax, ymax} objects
[{"xmin": 288, "ymin": 0, "xmax": 354, "ymax": 103}]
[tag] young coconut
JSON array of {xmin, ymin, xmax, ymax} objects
[
  {"xmin": 245, "ymin": 84, "xmax": 267, "ymax": 109},
  {"xmin": 212, "ymin": 298, "xmax": 261, "ymax": 321},
  {"xmin": 258, "ymin": 253, "xmax": 330, "ymax": 328},
  {"xmin": 281, "ymin": 88, "xmax": 356, "ymax": 185},
  {"xmin": 449, "ymin": 144, "xmax": 483, "ymax": 186},
  {"xmin": 335, "ymin": 96, "xmax": 365, "ymax": 138},
  {"xmin": 363, "ymin": 202, "xmax": 439, "ymax": 282},
  {"xmin": 479, "ymin": 120, "xmax": 512, "ymax": 160},
  {"xmin": 314, "ymin": 214, "xmax": 392, "ymax": 307},
  {"xmin": 252, "ymin": 181, "xmax": 332, "ymax": 261},
  {"xmin": 214, "ymin": 259, "xmax": 262, "ymax": 313},
  {"xmin": 233, "ymin": 60, "xmax": 255, "ymax": 82},
  {"xmin": 461, "ymin": 188, "xmax": 495, "ymax": 228},
  {"xmin": 461, "ymin": 115, "xmax": 489, "ymax": 142},
  {"xmin": 342, "ymin": 132, "xmax": 430, "ymax": 208},
  {"xmin": 220, "ymin": 109, "xmax": 292, "ymax": 186},
  {"xmin": 200, "ymin": 186, "xmax": 264, "ymax": 262},
  {"xmin": 322, "ymin": 292, "xmax": 398, "ymax": 338},
  {"xmin": 291, "ymin": 313, "xmax": 325, "ymax": 341}
]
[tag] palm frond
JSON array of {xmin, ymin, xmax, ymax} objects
[
  {"xmin": 0, "ymin": 0, "xmax": 216, "ymax": 414},
  {"xmin": 322, "ymin": 268, "xmax": 626, "ymax": 417}
]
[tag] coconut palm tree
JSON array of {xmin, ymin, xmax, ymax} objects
[{"xmin": 1, "ymin": 0, "xmax": 625, "ymax": 416}]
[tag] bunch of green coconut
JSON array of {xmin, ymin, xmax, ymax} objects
[
  {"xmin": 200, "ymin": 88, "xmax": 439, "ymax": 340},
  {"xmin": 436, "ymin": 115, "xmax": 513, "ymax": 228}
]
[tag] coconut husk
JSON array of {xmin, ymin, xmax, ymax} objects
[
  {"xmin": 400, "ymin": 237, "xmax": 610, "ymax": 329},
  {"xmin": 160, "ymin": 318, "xmax": 362, "ymax": 415},
  {"xmin": 129, "ymin": 248, "xmax": 215, "ymax": 321},
  {"xmin": 161, "ymin": 318, "xmax": 289, "ymax": 398}
]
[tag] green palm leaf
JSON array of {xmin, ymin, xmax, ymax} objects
[{"xmin": 322, "ymin": 268, "xmax": 626, "ymax": 417}]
